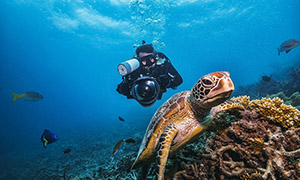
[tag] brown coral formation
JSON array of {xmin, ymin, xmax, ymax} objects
[{"xmin": 173, "ymin": 96, "xmax": 300, "ymax": 180}]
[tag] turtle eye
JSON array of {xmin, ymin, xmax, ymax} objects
[{"xmin": 202, "ymin": 79, "xmax": 213, "ymax": 86}]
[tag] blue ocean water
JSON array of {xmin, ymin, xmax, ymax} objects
[{"xmin": 0, "ymin": 0, "xmax": 299, "ymax": 179}]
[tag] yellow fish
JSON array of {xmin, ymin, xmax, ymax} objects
[
  {"xmin": 113, "ymin": 139, "xmax": 125, "ymax": 155},
  {"xmin": 112, "ymin": 139, "xmax": 136, "ymax": 155},
  {"xmin": 11, "ymin": 91, "xmax": 43, "ymax": 102}
]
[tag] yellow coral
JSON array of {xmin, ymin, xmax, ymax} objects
[
  {"xmin": 229, "ymin": 96, "xmax": 300, "ymax": 129},
  {"xmin": 249, "ymin": 137, "xmax": 264, "ymax": 153},
  {"xmin": 240, "ymin": 172, "xmax": 263, "ymax": 180},
  {"xmin": 249, "ymin": 97, "xmax": 300, "ymax": 129},
  {"xmin": 231, "ymin": 96, "xmax": 250, "ymax": 109}
]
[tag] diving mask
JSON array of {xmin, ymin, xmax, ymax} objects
[{"xmin": 140, "ymin": 54, "xmax": 156, "ymax": 67}]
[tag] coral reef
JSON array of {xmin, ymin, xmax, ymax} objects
[
  {"xmin": 172, "ymin": 95, "xmax": 300, "ymax": 180},
  {"xmin": 173, "ymin": 110, "xmax": 300, "ymax": 180}
]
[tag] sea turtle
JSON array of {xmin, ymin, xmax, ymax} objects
[{"xmin": 131, "ymin": 71, "xmax": 244, "ymax": 180}]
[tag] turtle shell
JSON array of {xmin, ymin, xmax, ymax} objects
[{"xmin": 132, "ymin": 91, "xmax": 189, "ymax": 168}]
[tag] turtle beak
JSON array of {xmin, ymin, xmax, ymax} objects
[
  {"xmin": 204, "ymin": 78, "xmax": 234, "ymax": 107},
  {"xmin": 207, "ymin": 77, "xmax": 234, "ymax": 98}
]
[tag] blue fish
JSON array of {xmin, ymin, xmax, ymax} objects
[{"xmin": 41, "ymin": 129, "xmax": 58, "ymax": 149}]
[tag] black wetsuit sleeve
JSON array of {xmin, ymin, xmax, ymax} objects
[
  {"xmin": 166, "ymin": 62, "xmax": 183, "ymax": 89},
  {"xmin": 156, "ymin": 52, "xmax": 183, "ymax": 89}
]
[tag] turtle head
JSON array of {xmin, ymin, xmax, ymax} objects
[{"xmin": 190, "ymin": 71, "xmax": 234, "ymax": 109}]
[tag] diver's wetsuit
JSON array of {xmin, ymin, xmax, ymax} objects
[{"xmin": 117, "ymin": 52, "xmax": 183, "ymax": 100}]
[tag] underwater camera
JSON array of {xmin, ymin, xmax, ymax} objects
[
  {"xmin": 117, "ymin": 58, "xmax": 140, "ymax": 76},
  {"xmin": 131, "ymin": 76, "xmax": 160, "ymax": 107}
]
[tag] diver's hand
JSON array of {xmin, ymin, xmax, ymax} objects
[
  {"xmin": 158, "ymin": 75, "xmax": 170, "ymax": 88},
  {"xmin": 117, "ymin": 82, "xmax": 130, "ymax": 95}
]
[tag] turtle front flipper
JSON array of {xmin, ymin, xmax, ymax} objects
[
  {"xmin": 203, "ymin": 100, "xmax": 245, "ymax": 132},
  {"xmin": 210, "ymin": 100, "xmax": 245, "ymax": 117},
  {"xmin": 156, "ymin": 124, "xmax": 178, "ymax": 180}
]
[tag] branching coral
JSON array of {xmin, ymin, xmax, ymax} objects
[
  {"xmin": 173, "ymin": 163, "xmax": 200, "ymax": 180},
  {"xmin": 249, "ymin": 97, "xmax": 300, "ymax": 129},
  {"xmin": 231, "ymin": 96, "xmax": 251, "ymax": 110},
  {"xmin": 257, "ymin": 127, "xmax": 300, "ymax": 179}
]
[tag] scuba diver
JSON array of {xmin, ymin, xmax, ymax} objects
[{"xmin": 117, "ymin": 41, "xmax": 183, "ymax": 107}]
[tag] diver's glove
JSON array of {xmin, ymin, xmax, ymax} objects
[
  {"xmin": 117, "ymin": 82, "xmax": 130, "ymax": 96},
  {"xmin": 158, "ymin": 74, "xmax": 171, "ymax": 89}
]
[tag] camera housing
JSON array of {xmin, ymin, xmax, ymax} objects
[{"xmin": 131, "ymin": 76, "xmax": 160, "ymax": 107}]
